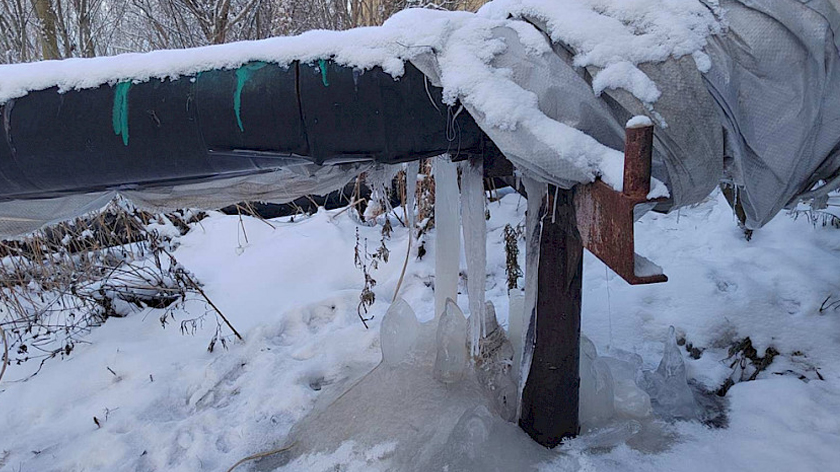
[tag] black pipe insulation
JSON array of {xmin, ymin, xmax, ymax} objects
[{"xmin": 0, "ymin": 60, "xmax": 489, "ymax": 201}]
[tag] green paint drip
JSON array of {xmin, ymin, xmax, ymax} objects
[
  {"xmin": 234, "ymin": 61, "xmax": 268, "ymax": 132},
  {"xmin": 318, "ymin": 59, "xmax": 330, "ymax": 87},
  {"xmin": 112, "ymin": 81, "xmax": 131, "ymax": 146}
]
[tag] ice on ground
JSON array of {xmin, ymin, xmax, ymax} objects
[
  {"xmin": 380, "ymin": 298, "xmax": 421, "ymax": 366},
  {"xmin": 640, "ymin": 326, "xmax": 700, "ymax": 420},
  {"xmin": 434, "ymin": 298, "xmax": 469, "ymax": 384},
  {"xmin": 434, "ymin": 156, "xmax": 460, "ymax": 320},
  {"xmin": 267, "ymin": 314, "xmax": 554, "ymax": 472}
]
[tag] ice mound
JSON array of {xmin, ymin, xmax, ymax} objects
[{"xmin": 261, "ymin": 299, "xmax": 553, "ymax": 472}]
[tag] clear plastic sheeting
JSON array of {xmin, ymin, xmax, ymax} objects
[{"xmin": 0, "ymin": 163, "xmax": 370, "ymax": 239}]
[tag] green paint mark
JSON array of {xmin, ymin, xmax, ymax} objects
[
  {"xmin": 112, "ymin": 81, "xmax": 131, "ymax": 146},
  {"xmin": 234, "ymin": 61, "xmax": 268, "ymax": 132},
  {"xmin": 318, "ymin": 59, "xmax": 330, "ymax": 87}
]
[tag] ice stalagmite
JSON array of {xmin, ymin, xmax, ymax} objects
[
  {"xmin": 460, "ymin": 158, "xmax": 487, "ymax": 356},
  {"xmin": 380, "ymin": 298, "xmax": 421, "ymax": 366},
  {"xmin": 579, "ymin": 335, "xmax": 616, "ymax": 431},
  {"xmin": 640, "ymin": 326, "xmax": 699, "ymax": 420},
  {"xmin": 603, "ymin": 350, "xmax": 652, "ymax": 419},
  {"xmin": 515, "ymin": 177, "xmax": 547, "ymax": 416},
  {"xmin": 404, "ymin": 161, "xmax": 420, "ymax": 240},
  {"xmin": 434, "ymin": 156, "xmax": 460, "ymax": 320},
  {"xmin": 434, "ymin": 298, "xmax": 468, "ymax": 383},
  {"xmin": 476, "ymin": 301, "xmax": 518, "ymax": 421}
]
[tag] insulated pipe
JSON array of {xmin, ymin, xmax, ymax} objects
[{"xmin": 0, "ymin": 60, "xmax": 488, "ymax": 201}]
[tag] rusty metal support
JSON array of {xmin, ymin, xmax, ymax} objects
[
  {"xmin": 519, "ymin": 187, "xmax": 582, "ymax": 448},
  {"xmin": 516, "ymin": 123, "xmax": 668, "ymax": 448},
  {"xmin": 574, "ymin": 123, "xmax": 668, "ymax": 285}
]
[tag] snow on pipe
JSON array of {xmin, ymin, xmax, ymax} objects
[{"xmin": 0, "ymin": 61, "xmax": 487, "ymax": 201}]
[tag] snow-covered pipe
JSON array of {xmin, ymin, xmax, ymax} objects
[{"xmin": 0, "ymin": 60, "xmax": 487, "ymax": 201}]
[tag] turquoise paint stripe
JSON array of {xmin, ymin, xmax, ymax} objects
[
  {"xmin": 318, "ymin": 59, "xmax": 330, "ymax": 87},
  {"xmin": 234, "ymin": 61, "xmax": 268, "ymax": 132},
  {"xmin": 112, "ymin": 81, "xmax": 131, "ymax": 146}
]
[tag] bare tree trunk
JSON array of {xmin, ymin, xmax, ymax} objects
[{"xmin": 31, "ymin": 0, "xmax": 62, "ymax": 59}]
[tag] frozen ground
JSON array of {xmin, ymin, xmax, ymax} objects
[{"xmin": 1, "ymin": 190, "xmax": 840, "ymax": 471}]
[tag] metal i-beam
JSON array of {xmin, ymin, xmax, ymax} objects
[{"xmin": 517, "ymin": 123, "xmax": 667, "ymax": 448}]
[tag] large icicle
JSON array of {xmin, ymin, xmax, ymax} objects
[
  {"xmin": 508, "ymin": 288, "xmax": 525, "ymax": 384},
  {"xmin": 515, "ymin": 176, "xmax": 547, "ymax": 419},
  {"xmin": 517, "ymin": 177, "xmax": 548, "ymax": 416},
  {"xmin": 434, "ymin": 155, "xmax": 461, "ymax": 320},
  {"xmin": 404, "ymin": 160, "xmax": 420, "ymax": 240},
  {"xmin": 460, "ymin": 157, "xmax": 487, "ymax": 356}
]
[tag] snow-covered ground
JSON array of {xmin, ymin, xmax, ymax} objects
[{"xmin": 1, "ymin": 190, "xmax": 839, "ymax": 471}]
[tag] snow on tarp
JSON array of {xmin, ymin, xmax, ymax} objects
[
  {"xmin": 2, "ymin": 0, "xmax": 837, "ymax": 235},
  {"xmin": 0, "ymin": 3, "xmax": 692, "ymax": 214}
]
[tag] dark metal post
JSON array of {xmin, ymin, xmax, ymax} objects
[{"xmin": 519, "ymin": 187, "xmax": 583, "ymax": 448}]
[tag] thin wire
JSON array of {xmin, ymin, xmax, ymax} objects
[{"xmin": 605, "ymin": 265, "xmax": 613, "ymax": 350}]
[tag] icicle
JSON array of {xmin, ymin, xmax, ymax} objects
[
  {"xmin": 508, "ymin": 288, "xmax": 525, "ymax": 386},
  {"xmin": 460, "ymin": 158, "xmax": 486, "ymax": 356},
  {"xmin": 405, "ymin": 161, "xmax": 420, "ymax": 239},
  {"xmin": 434, "ymin": 155, "xmax": 460, "ymax": 320},
  {"xmin": 515, "ymin": 176, "xmax": 547, "ymax": 419}
]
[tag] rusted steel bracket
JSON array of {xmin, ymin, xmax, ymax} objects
[{"xmin": 574, "ymin": 123, "xmax": 668, "ymax": 285}]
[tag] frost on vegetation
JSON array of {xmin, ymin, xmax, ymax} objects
[
  {"xmin": 434, "ymin": 298, "xmax": 469, "ymax": 384},
  {"xmin": 380, "ymin": 298, "xmax": 420, "ymax": 366},
  {"xmin": 639, "ymin": 326, "xmax": 700, "ymax": 420}
]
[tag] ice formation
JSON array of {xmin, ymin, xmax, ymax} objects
[
  {"xmin": 460, "ymin": 158, "xmax": 488, "ymax": 355},
  {"xmin": 475, "ymin": 302, "xmax": 518, "ymax": 421},
  {"xmin": 602, "ymin": 350, "xmax": 652, "ymax": 419},
  {"xmin": 433, "ymin": 156, "xmax": 460, "ymax": 320},
  {"xmin": 578, "ymin": 335, "xmax": 656, "ymax": 435},
  {"xmin": 404, "ymin": 161, "xmax": 420, "ymax": 240},
  {"xmin": 380, "ymin": 298, "xmax": 421, "ymax": 366},
  {"xmin": 514, "ymin": 177, "xmax": 546, "ymax": 413},
  {"xmin": 274, "ymin": 301, "xmax": 555, "ymax": 471},
  {"xmin": 434, "ymin": 299, "xmax": 469, "ymax": 384},
  {"xmin": 507, "ymin": 288, "xmax": 525, "ymax": 384},
  {"xmin": 639, "ymin": 326, "xmax": 700, "ymax": 420},
  {"xmin": 579, "ymin": 335, "xmax": 617, "ymax": 431}
]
